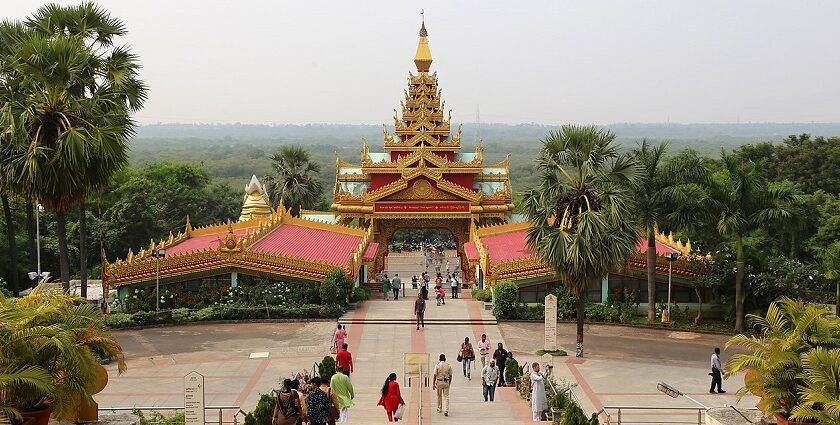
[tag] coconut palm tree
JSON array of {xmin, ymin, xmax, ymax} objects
[
  {"xmin": 707, "ymin": 152, "xmax": 794, "ymax": 331},
  {"xmin": 522, "ymin": 125, "xmax": 641, "ymax": 357},
  {"xmin": 265, "ymin": 146, "xmax": 324, "ymax": 217},
  {"xmin": 0, "ymin": 3, "xmax": 146, "ymax": 292},
  {"xmin": 790, "ymin": 347, "xmax": 840, "ymax": 425},
  {"xmin": 630, "ymin": 141, "xmax": 710, "ymax": 321}
]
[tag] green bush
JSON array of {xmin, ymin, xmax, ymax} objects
[
  {"xmin": 319, "ymin": 304, "xmax": 344, "ymax": 318},
  {"xmin": 560, "ymin": 401, "xmax": 599, "ymax": 425},
  {"xmin": 492, "ymin": 281, "xmax": 519, "ymax": 319},
  {"xmin": 319, "ymin": 355, "xmax": 336, "ymax": 383},
  {"xmin": 105, "ymin": 312, "xmax": 134, "ymax": 328},
  {"xmin": 555, "ymin": 287, "xmax": 577, "ymax": 320},
  {"xmin": 132, "ymin": 310, "xmax": 173, "ymax": 326},
  {"xmin": 192, "ymin": 306, "xmax": 219, "ymax": 321},
  {"xmin": 585, "ymin": 303, "xmax": 619, "ymax": 322},
  {"xmin": 351, "ymin": 286, "xmax": 370, "ymax": 302},
  {"xmin": 319, "ymin": 278, "xmax": 341, "ymax": 305},
  {"xmin": 243, "ymin": 393, "xmax": 275, "ymax": 425},
  {"xmin": 133, "ymin": 409, "xmax": 185, "ymax": 425},
  {"xmin": 171, "ymin": 308, "xmax": 192, "ymax": 323},
  {"xmin": 504, "ymin": 357, "xmax": 522, "ymax": 383},
  {"xmin": 471, "ymin": 288, "xmax": 492, "ymax": 302},
  {"xmin": 323, "ymin": 268, "xmax": 354, "ymax": 302}
]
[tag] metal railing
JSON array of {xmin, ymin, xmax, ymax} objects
[
  {"xmin": 599, "ymin": 406, "xmax": 704, "ymax": 425},
  {"xmin": 99, "ymin": 406, "xmax": 242, "ymax": 425},
  {"xmin": 418, "ymin": 366, "xmax": 424, "ymax": 425}
]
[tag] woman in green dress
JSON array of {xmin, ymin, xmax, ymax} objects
[{"xmin": 382, "ymin": 274, "xmax": 391, "ymax": 300}]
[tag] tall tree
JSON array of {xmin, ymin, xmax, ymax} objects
[
  {"xmin": 265, "ymin": 146, "xmax": 324, "ymax": 217},
  {"xmin": 0, "ymin": 3, "xmax": 146, "ymax": 292},
  {"xmin": 821, "ymin": 242, "xmax": 840, "ymax": 317},
  {"xmin": 631, "ymin": 141, "xmax": 709, "ymax": 321},
  {"xmin": 522, "ymin": 125, "xmax": 641, "ymax": 357},
  {"xmin": 706, "ymin": 152, "xmax": 794, "ymax": 331}
]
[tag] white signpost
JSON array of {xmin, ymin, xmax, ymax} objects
[
  {"xmin": 184, "ymin": 371, "xmax": 205, "ymax": 425},
  {"xmin": 544, "ymin": 294, "xmax": 558, "ymax": 351}
]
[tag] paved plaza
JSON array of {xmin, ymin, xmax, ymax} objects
[{"xmin": 99, "ymin": 289, "xmax": 757, "ymax": 424}]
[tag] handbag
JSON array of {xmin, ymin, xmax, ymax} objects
[
  {"xmin": 394, "ymin": 403, "xmax": 405, "ymax": 420},
  {"xmin": 330, "ymin": 345, "xmax": 337, "ymax": 354},
  {"xmin": 457, "ymin": 354, "xmax": 463, "ymax": 362},
  {"xmin": 328, "ymin": 389, "xmax": 340, "ymax": 421}
]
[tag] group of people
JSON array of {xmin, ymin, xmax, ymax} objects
[
  {"xmin": 272, "ymin": 363, "xmax": 355, "ymax": 425},
  {"xmin": 380, "ymin": 273, "xmax": 402, "ymax": 301}
]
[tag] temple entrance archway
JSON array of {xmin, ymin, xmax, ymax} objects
[{"xmin": 371, "ymin": 218, "xmax": 470, "ymax": 283}]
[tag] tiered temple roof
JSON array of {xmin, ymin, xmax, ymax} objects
[{"xmin": 331, "ymin": 22, "xmax": 514, "ymax": 220}]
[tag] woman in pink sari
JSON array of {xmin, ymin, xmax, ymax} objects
[{"xmin": 333, "ymin": 324, "xmax": 347, "ymax": 351}]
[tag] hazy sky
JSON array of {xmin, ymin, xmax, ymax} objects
[{"xmin": 6, "ymin": 1, "xmax": 840, "ymax": 125}]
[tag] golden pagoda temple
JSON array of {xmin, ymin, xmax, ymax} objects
[
  {"xmin": 239, "ymin": 175, "xmax": 272, "ymax": 222},
  {"xmin": 330, "ymin": 21, "xmax": 514, "ymax": 280}
]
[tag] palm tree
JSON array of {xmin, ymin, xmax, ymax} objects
[
  {"xmin": 522, "ymin": 125, "xmax": 641, "ymax": 357},
  {"xmin": 265, "ymin": 146, "xmax": 324, "ymax": 217},
  {"xmin": 820, "ymin": 242, "xmax": 840, "ymax": 317},
  {"xmin": 0, "ymin": 3, "xmax": 146, "ymax": 292},
  {"xmin": 707, "ymin": 152, "xmax": 794, "ymax": 331},
  {"xmin": 631, "ymin": 141, "xmax": 709, "ymax": 321},
  {"xmin": 790, "ymin": 347, "xmax": 840, "ymax": 424}
]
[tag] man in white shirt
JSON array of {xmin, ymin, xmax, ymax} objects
[
  {"xmin": 481, "ymin": 359, "xmax": 500, "ymax": 402},
  {"xmin": 709, "ymin": 347, "xmax": 725, "ymax": 394},
  {"xmin": 477, "ymin": 334, "xmax": 491, "ymax": 367},
  {"xmin": 449, "ymin": 274, "xmax": 458, "ymax": 299}
]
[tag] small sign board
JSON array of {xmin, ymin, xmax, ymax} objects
[
  {"xmin": 544, "ymin": 294, "xmax": 558, "ymax": 351},
  {"xmin": 184, "ymin": 371, "xmax": 205, "ymax": 425}
]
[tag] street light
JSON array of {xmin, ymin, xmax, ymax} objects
[
  {"xmin": 151, "ymin": 249, "xmax": 166, "ymax": 311},
  {"xmin": 657, "ymin": 382, "xmax": 709, "ymax": 409},
  {"xmin": 664, "ymin": 252, "xmax": 680, "ymax": 321},
  {"xmin": 28, "ymin": 204, "xmax": 45, "ymax": 288}
]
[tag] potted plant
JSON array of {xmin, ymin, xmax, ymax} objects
[
  {"xmin": 726, "ymin": 298, "xmax": 838, "ymax": 425},
  {"xmin": 547, "ymin": 390, "xmax": 568, "ymax": 421},
  {"xmin": 0, "ymin": 285, "xmax": 126, "ymax": 425}
]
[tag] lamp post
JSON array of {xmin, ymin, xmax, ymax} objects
[
  {"xmin": 657, "ymin": 382, "xmax": 708, "ymax": 409},
  {"xmin": 35, "ymin": 203, "xmax": 42, "ymax": 279},
  {"xmin": 665, "ymin": 252, "xmax": 680, "ymax": 321},
  {"xmin": 151, "ymin": 249, "xmax": 166, "ymax": 311}
]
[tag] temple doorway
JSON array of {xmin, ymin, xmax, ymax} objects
[{"xmin": 372, "ymin": 218, "xmax": 470, "ymax": 284}]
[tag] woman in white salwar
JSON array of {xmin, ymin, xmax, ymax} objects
[{"xmin": 530, "ymin": 362, "xmax": 552, "ymax": 421}]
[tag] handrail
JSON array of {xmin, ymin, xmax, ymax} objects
[
  {"xmin": 99, "ymin": 406, "xmax": 241, "ymax": 425},
  {"xmin": 599, "ymin": 405, "xmax": 706, "ymax": 425},
  {"xmin": 418, "ymin": 367, "xmax": 423, "ymax": 425}
]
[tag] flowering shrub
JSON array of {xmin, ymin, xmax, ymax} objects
[{"xmin": 219, "ymin": 281, "xmax": 303, "ymax": 307}]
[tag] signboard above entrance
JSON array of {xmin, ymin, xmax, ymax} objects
[{"xmin": 374, "ymin": 202, "xmax": 470, "ymax": 213}]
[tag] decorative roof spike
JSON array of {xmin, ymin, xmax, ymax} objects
[
  {"xmin": 667, "ymin": 231, "xmax": 675, "ymax": 246},
  {"xmin": 185, "ymin": 215, "xmax": 193, "ymax": 236},
  {"xmin": 127, "ymin": 248, "xmax": 134, "ymax": 263},
  {"xmin": 686, "ymin": 240, "xmax": 692, "ymax": 252},
  {"xmin": 168, "ymin": 231, "xmax": 174, "ymax": 244},
  {"xmin": 414, "ymin": 18, "xmax": 433, "ymax": 72}
]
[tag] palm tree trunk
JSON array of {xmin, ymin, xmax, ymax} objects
[
  {"xmin": 575, "ymin": 287, "xmax": 586, "ymax": 358},
  {"xmin": 26, "ymin": 200, "xmax": 37, "ymax": 277},
  {"xmin": 835, "ymin": 280, "xmax": 839, "ymax": 317},
  {"xmin": 694, "ymin": 287, "xmax": 703, "ymax": 326},
  {"xmin": 56, "ymin": 210, "xmax": 71, "ymax": 292},
  {"xmin": 1, "ymin": 193, "xmax": 20, "ymax": 296},
  {"xmin": 79, "ymin": 201, "xmax": 88, "ymax": 299},
  {"xmin": 646, "ymin": 229, "xmax": 656, "ymax": 322},
  {"xmin": 734, "ymin": 236, "xmax": 745, "ymax": 332}
]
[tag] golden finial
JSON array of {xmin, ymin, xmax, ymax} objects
[
  {"xmin": 185, "ymin": 215, "xmax": 193, "ymax": 236},
  {"xmin": 414, "ymin": 12, "xmax": 433, "ymax": 72}
]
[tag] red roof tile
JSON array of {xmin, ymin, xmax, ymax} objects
[
  {"xmin": 251, "ymin": 224, "xmax": 362, "ymax": 266},
  {"xmin": 166, "ymin": 229, "xmax": 249, "ymax": 257},
  {"xmin": 464, "ymin": 242, "xmax": 479, "ymax": 260},
  {"xmin": 362, "ymin": 242, "xmax": 380, "ymax": 261}
]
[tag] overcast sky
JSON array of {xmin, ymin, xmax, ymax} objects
[{"xmin": 6, "ymin": 1, "xmax": 840, "ymax": 125}]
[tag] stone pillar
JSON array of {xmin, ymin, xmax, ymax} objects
[
  {"xmin": 230, "ymin": 271, "xmax": 238, "ymax": 288},
  {"xmin": 544, "ymin": 294, "xmax": 558, "ymax": 351}
]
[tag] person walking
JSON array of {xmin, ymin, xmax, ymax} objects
[
  {"xmin": 710, "ymin": 347, "xmax": 726, "ymax": 394},
  {"xmin": 493, "ymin": 343, "xmax": 509, "ymax": 386},
  {"xmin": 481, "ymin": 359, "xmax": 500, "ymax": 402},
  {"xmin": 459, "ymin": 337, "xmax": 475, "ymax": 380},
  {"xmin": 530, "ymin": 362, "xmax": 553, "ymax": 422},
  {"xmin": 336, "ymin": 343, "xmax": 353, "ymax": 376},
  {"xmin": 318, "ymin": 376, "xmax": 341, "ymax": 425},
  {"xmin": 332, "ymin": 324, "xmax": 347, "ymax": 354},
  {"xmin": 272, "ymin": 379, "xmax": 303, "ymax": 425},
  {"xmin": 330, "ymin": 365, "xmax": 354, "ymax": 422},
  {"xmin": 414, "ymin": 292, "xmax": 426, "ymax": 330},
  {"xmin": 382, "ymin": 274, "xmax": 391, "ymax": 301},
  {"xmin": 449, "ymin": 274, "xmax": 458, "ymax": 299},
  {"xmin": 433, "ymin": 353, "xmax": 453, "ymax": 416},
  {"xmin": 420, "ymin": 280, "xmax": 429, "ymax": 301},
  {"xmin": 306, "ymin": 377, "xmax": 331, "ymax": 425},
  {"xmin": 411, "ymin": 275, "xmax": 418, "ymax": 289},
  {"xmin": 477, "ymin": 334, "xmax": 491, "ymax": 367},
  {"xmin": 392, "ymin": 273, "xmax": 401, "ymax": 300},
  {"xmin": 376, "ymin": 373, "xmax": 405, "ymax": 422}
]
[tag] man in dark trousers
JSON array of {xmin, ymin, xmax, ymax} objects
[
  {"xmin": 493, "ymin": 342, "xmax": 509, "ymax": 386},
  {"xmin": 415, "ymin": 292, "xmax": 426, "ymax": 330},
  {"xmin": 709, "ymin": 347, "xmax": 726, "ymax": 394}
]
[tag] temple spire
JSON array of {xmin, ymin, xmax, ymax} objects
[{"xmin": 414, "ymin": 13, "xmax": 432, "ymax": 72}]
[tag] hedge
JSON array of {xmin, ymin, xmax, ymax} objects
[{"xmin": 105, "ymin": 304, "xmax": 343, "ymax": 329}]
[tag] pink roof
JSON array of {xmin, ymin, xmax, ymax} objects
[
  {"xmin": 362, "ymin": 242, "xmax": 380, "ymax": 261},
  {"xmin": 481, "ymin": 230, "xmax": 534, "ymax": 263},
  {"xmin": 463, "ymin": 242, "xmax": 479, "ymax": 260},
  {"xmin": 166, "ymin": 229, "xmax": 249, "ymax": 257},
  {"xmin": 477, "ymin": 230, "xmax": 679, "ymax": 264},
  {"xmin": 251, "ymin": 224, "xmax": 362, "ymax": 266},
  {"xmin": 636, "ymin": 239, "xmax": 679, "ymax": 255}
]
